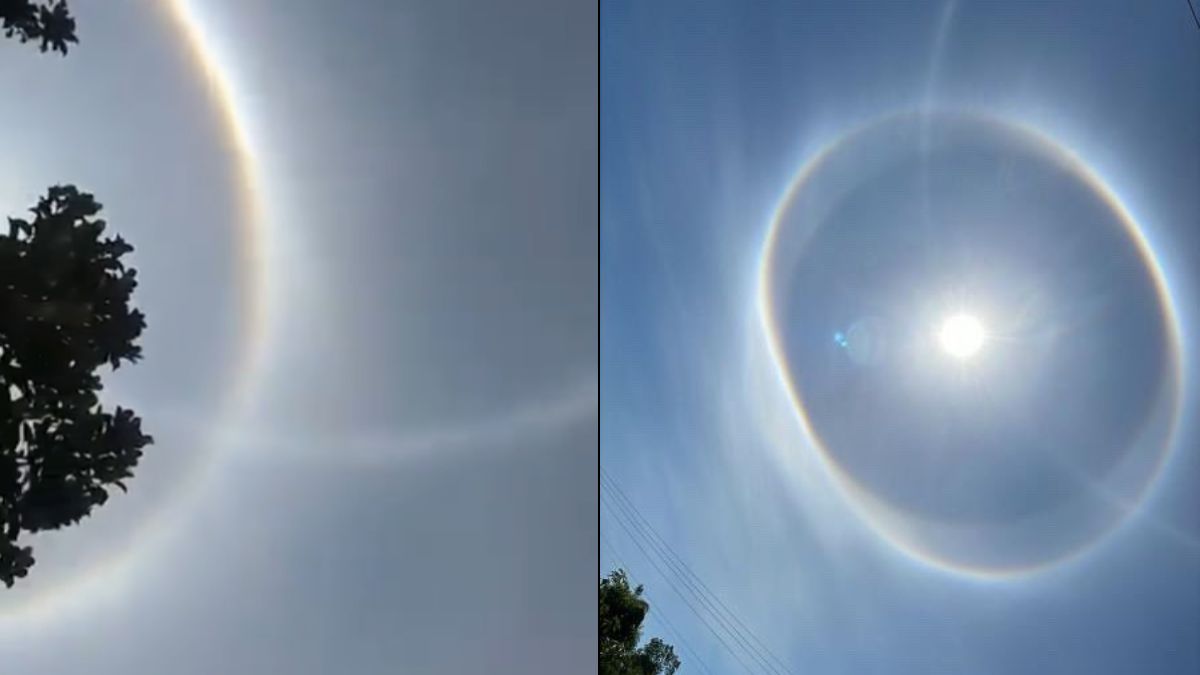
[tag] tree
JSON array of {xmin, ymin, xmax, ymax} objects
[
  {"xmin": 0, "ymin": 186, "xmax": 153, "ymax": 587},
  {"xmin": 0, "ymin": 0, "xmax": 147, "ymax": 591},
  {"xmin": 600, "ymin": 569, "xmax": 681, "ymax": 675},
  {"xmin": 1, "ymin": 0, "xmax": 77, "ymax": 55}
]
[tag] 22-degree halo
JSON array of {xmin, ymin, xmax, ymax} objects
[
  {"xmin": 0, "ymin": 0, "xmax": 269, "ymax": 621},
  {"xmin": 757, "ymin": 110, "xmax": 1184, "ymax": 580}
]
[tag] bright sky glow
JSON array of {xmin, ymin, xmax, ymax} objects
[
  {"xmin": 938, "ymin": 313, "xmax": 985, "ymax": 359},
  {"xmin": 0, "ymin": 2, "xmax": 598, "ymax": 671}
]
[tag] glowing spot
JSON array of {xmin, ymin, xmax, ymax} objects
[{"xmin": 938, "ymin": 314, "xmax": 985, "ymax": 359}]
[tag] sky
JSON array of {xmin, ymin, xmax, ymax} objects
[
  {"xmin": 0, "ymin": 1, "xmax": 597, "ymax": 673},
  {"xmin": 601, "ymin": 1, "xmax": 1200, "ymax": 674}
]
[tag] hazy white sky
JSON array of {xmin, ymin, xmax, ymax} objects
[{"xmin": 0, "ymin": 1, "xmax": 597, "ymax": 672}]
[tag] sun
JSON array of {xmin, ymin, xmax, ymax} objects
[{"xmin": 938, "ymin": 313, "xmax": 986, "ymax": 359}]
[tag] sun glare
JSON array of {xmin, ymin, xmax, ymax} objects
[{"xmin": 938, "ymin": 313, "xmax": 985, "ymax": 359}]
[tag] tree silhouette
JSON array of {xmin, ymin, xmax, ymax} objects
[
  {"xmin": 0, "ymin": 186, "xmax": 152, "ymax": 587},
  {"xmin": 1, "ymin": 0, "xmax": 77, "ymax": 55},
  {"xmin": 601, "ymin": 569, "xmax": 681, "ymax": 675}
]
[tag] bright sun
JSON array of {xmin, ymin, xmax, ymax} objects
[{"xmin": 938, "ymin": 313, "xmax": 986, "ymax": 359}]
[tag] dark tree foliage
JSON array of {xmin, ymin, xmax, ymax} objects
[
  {"xmin": 600, "ymin": 569, "xmax": 681, "ymax": 675},
  {"xmin": 1, "ymin": 0, "xmax": 76, "ymax": 55},
  {"xmin": 0, "ymin": 186, "xmax": 152, "ymax": 587}
]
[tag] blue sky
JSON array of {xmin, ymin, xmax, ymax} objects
[{"xmin": 602, "ymin": 1, "xmax": 1200, "ymax": 673}]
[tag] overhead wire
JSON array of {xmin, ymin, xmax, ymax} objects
[
  {"xmin": 602, "ymin": 495, "xmax": 760, "ymax": 674},
  {"xmin": 602, "ymin": 470, "xmax": 795, "ymax": 675},
  {"xmin": 602, "ymin": 470, "xmax": 796, "ymax": 674},
  {"xmin": 602, "ymin": 482, "xmax": 782, "ymax": 674},
  {"xmin": 602, "ymin": 530, "xmax": 716, "ymax": 675}
]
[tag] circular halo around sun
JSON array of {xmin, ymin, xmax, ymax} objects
[
  {"xmin": 757, "ymin": 110, "xmax": 1184, "ymax": 580},
  {"xmin": 0, "ymin": 1, "xmax": 270, "ymax": 621}
]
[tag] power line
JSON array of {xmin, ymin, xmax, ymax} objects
[
  {"xmin": 602, "ymin": 473, "xmax": 793, "ymax": 675},
  {"xmin": 603, "ymin": 496, "xmax": 761, "ymax": 674},
  {"xmin": 601, "ymin": 472, "xmax": 795, "ymax": 675},
  {"xmin": 604, "ymin": 494, "xmax": 759, "ymax": 674},
  {"xmin": 602, "ymin": 470, "xmax": 795, "ymax": 673},
  {"xmin": 603, "ymin": 531, "xmax": 716, "ymax": 675},
  {"xmin": 602, "ymin": 482, "xmax": 784, "ymax": 675},
  {"xmin": 1189, "ymin": 0, "xmax": 1200, "ymax": 30}
]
